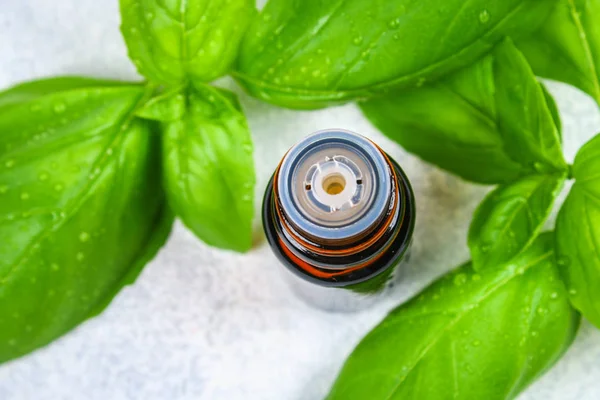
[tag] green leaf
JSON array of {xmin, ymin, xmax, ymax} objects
[
  {"xmin": 361, "ymin": 40, "xmax": 565, "ymax": 184},
  {"xmin": 0, "ymin": 76, "xmax": 138, "ymax": 110},
  {"xmin": 162, "ymin": 83, "xmax": 255, "ymax": 252},
  {"xmin": 0, "ymin": 78, "xmax": 173, "ymax": 363},
  {"xmin": 135, "ymin": 85, "xmax": 186, "ymax": 122},
  {"xmin": 556, "ymin": 133, "xmax": 600, "ymax": 328},
  {"xmin": 120, "ymin": 0, "xmax": 257, "ymax": 85},
  {"xmin": 493, "ymin": 40, "xmax": 567, "ymax": 174},
  {"xmin": 326, "ymin": 233, "xmax": 579, "ymax": 400},
  {"xmin": 469, "ymin": 174, "xmax": 565, "ymax": 271},
  {"xmin": 517, "ymin": 0, "xmax": 600, "ymax": 106},
  {"xmin": 235, "ymin": 0, "xmax": 559, "ymax": 109},
  {"xmin": 541, "ymin": 83, "xmax": 563, "ymax": 142}
]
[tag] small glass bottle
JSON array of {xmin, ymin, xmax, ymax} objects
[{"xmin": 263, "ymin": 129, "xmax": 415, "ymax": 311}]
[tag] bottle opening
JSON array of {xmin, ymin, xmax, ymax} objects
[{"xmin": 323, "ymin": 173, "xmax": 346, "ymax": 195}]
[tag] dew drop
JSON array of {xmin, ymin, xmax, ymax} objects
[
  {"xmin": 76, "ymin": 252, "xmax": 85, "ymax": 261},
  {"xmin": 388, "ymin": 18, "xmax": 401, "ymax": 29},
  {"xmin": 353, "ymin": 36, "xmax": 363, "ymax": 45},
  {"xmin": 106, "ymin": 148, "xmax": 114, "ymax": 156},
  {"xmin": 145, "ymin": 12, "xmax": 154, "ymax": 19},
  {"xmin": 79, "ymin": 232, "xmax": 90, "ymax": 242},
  {"xmin": 54, "ymin": 183, "xmax": 64, "ymax": 192},
  {"xmin": 557, "ymin": 256, "xmax": 570, "ymax": 267},
  {"xmin": 53, "ymin": 103, "xmax": 66, "ymax": 113},
  {"xmin": 7, "ymin": 339, "xmax": 16, "ymax": 346},
  {"xmin": 38, "ymin": 172, "xmax": 49, "ymax": 181},
  {"xmin": 479, "ymin": 10, "xmax": 490, "ymax": 24},
  {"xmin": 20, "ymin": 192, "xmax": 30, "ymax": 200},
  {"xmin": 50, "ymin": 263, "xmax": 60, "ymax": 271},
  {"xmin": 550, "ymin": 292, "xmax": 558, "ymax": 299},
  {"xmin": 0, "ymin": 185, "xmax": 8, "ymax": 194},
  {"xmin": 453, "ymin": 273, "xmax": 467, "ymax": 286},
  {"xmin": 5, "ymin": 159, "xmax": 15, "ymax": 168},
  {"xmin": 472, "ymin": 340, "xmax": 481, "ymax": 347},
  {"xmin": 569, "ymin": 288, "xmax": 578, "ymax": 296}
]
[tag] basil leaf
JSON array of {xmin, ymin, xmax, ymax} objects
[
  {"xmin": 162, "ymin": 84, "xmax": 254, "ymax": 252},
  {"xmin": 0, "ymin": 76, "xmax": 136, "ymax": 110},
  {"xmin": 135, "ymin": 85, "xmax": 186, "ymax": 122},
  {"xmin": 493, "ymin": 40, "xmax": 567, "ymax": 174},
  {"xmin": 326, "ymin": 233, "xmax": 579, "ymax": 400},
  {"xmin": 517, "ymin": 0, "xmax": 600, "ymax": 106},
  {"xmin": 541, "ymin": 83, "xmax": 563, "ymax": 142},
  {"xmin": 120, "ymin": 0, "xmax": 257, "ymax": 85},
  {"xmin": 556, "ymin": 133, "xmax": 600, "ymax": 328},
  {"xmin": 361, "ymin": 40, "xmax": 565, "ymax": 183},
  {"xmin": 235, "ymin": 0, "xmax": 558, "ymax": 109},
  {"xmin": 469, "ymin": 173, "xmax": 565, "ymax": 271},
  {"xmin": 0, "ymin": 78, "xmax": 173, "ymax": 363}
]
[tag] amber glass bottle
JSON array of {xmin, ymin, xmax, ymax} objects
[{"xmin": 263, "ymin": 130, "xmax": 415, "ymax": 311}]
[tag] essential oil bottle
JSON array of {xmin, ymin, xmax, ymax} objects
[{"xmin": 263, "ymin": 130, "xmax": 415, "ymax": 311}]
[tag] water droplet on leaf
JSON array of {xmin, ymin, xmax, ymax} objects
[
  {"xmin": 453, "ymin": 273, "xmax": 467, "ymax": 286},
  {"xmin": 53, "ymin": 103, "xmax": 66, "ymax": 113},
  {"xmin": 479, "ymin": 10, "xmax": 490, "ymax": 23},
  {"xmin": 557, "ymin": 256, "xmax": 570, "ymax": 267}
]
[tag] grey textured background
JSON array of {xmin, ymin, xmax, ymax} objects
[{"xmin": 1, "ymin": 1, "xmax": 599, "ymax": 399}]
